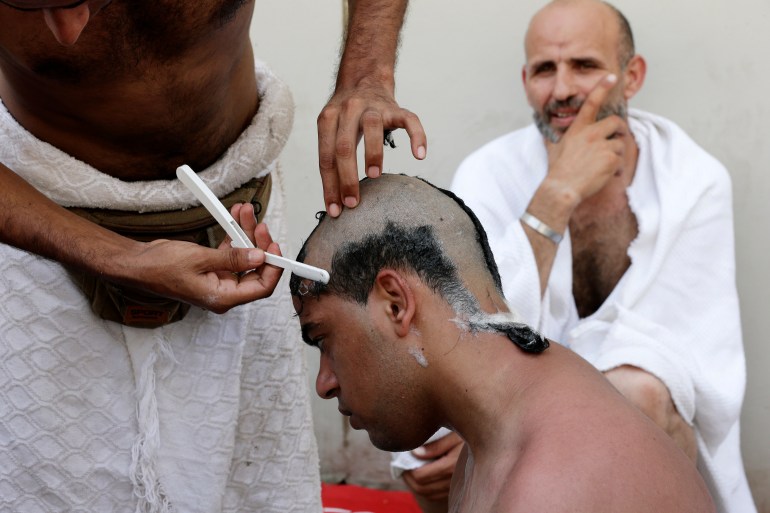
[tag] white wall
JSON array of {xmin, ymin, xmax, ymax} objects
[{"xmin": 251, "ymin": 0, "xmax": 770, "ymax": 509}]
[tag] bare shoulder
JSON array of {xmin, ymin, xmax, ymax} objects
[
  {"xmin": 494, "ymin": 418, "xmax": 714, "ymax": 513},
  {"xmin": 495, "ymin": 351, "xmax": 713, "ymax": 513}
]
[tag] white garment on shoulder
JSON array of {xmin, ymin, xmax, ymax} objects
[
  {"xmin": 0, "ymin": 61, "xmax": 321, "ymax": 513},
  {"xmin": 451, "ymin": 109, "xmax": 755, "ymax": 513}
]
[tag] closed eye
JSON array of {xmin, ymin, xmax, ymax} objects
[{"xmin": 301, "ymin": 322, "xmax": 327, "ymax": 352}]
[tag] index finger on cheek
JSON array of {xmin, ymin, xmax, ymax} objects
[{"xmin": 576, "ymin": 73, "xmax": 618, "ymax": 125}]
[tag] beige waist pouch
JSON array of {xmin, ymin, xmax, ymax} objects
[{"xmin": 65, "ymin": 175, "xmax": 272, "ymax": 328}]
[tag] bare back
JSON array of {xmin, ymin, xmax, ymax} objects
[
  {"xmin": 448, "ymin": 344, "xmax": 714, "ymax": 513},
  {"xmin": 0, "ymin": 0, "xmax": 258, "ymax": 181}
]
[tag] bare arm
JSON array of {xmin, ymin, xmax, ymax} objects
[
  {"xmin": 0, "ymin": 163, "xmax": 282, "ymax": 313},
  {"xmin": 317, "ymin": 0, "xmax": 427, "ymax": 217},
  {"xmin": 522, "ymin": 74, "xmax": 627, "ymax": 294},
  {"xmin": 605, "ymin": 365, "xmax": 698, "ymax": 461}
]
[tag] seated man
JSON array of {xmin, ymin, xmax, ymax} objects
[
  {"xmin": 290, "ymin": 174, "xmax": 715, "ymax": 513},
  {"xmin": 437, "ymin": 1, "xmax": 752, "ymax": 512}
]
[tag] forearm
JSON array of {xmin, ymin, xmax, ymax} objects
[
  {"xmin": 523, "ymin": 177, "xmax": 578, "ymax": 295},
  {"xmin": 337, "ymin": 0, "xmax": 408, "ymax": 91},
  {"xmin": 0, "ymin": 162, "xmax": 139, "ymax": 279}
]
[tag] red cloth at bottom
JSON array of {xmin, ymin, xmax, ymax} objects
[{"xmin": 321, "ymin": 483, "xmax": 422, "ymax": 513}]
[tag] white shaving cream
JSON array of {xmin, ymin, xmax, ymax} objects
[{"xmin": 408, "ymin": 345, "xmax": 429, "ymax": 368}]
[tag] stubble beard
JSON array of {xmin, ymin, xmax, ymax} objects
[{"xmin": 533, "ymin": 96, "xmax": 628, "ymax": 143}]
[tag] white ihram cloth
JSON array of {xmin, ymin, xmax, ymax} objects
[
  {"xmin": 451, "ymin": 109, "xmax": 754, "ymax": 513},
  {"xmin": 0, "ymin": 62, "xmax": 322, "ymax": 513}
]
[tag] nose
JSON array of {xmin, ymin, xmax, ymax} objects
[
  {"xmin": 315, "ymin": 355, "xmax": 339, "ymax": 400},
  {"xmin": 553, "ymin": 67, "xmax": 577, "ymax": 101},
  {"xmin": 43, "ymin": 4, "xmax": 89, "ymax": 46},
  {"xmin": 43, "ymin": 1, "xmax": 112, "ymax": 46}
]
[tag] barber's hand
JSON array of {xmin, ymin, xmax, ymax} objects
[
  {"xmin": 544, "ymin": 73, "xmax": 629, "ymax": 209},
  {"xmin": 126, "ymin": 202, "xmax": 283, "ymax": 313},
  {"xmin": 402, "ymin": 431, "xmax": 463, "ymax": 502},
  {"xmin": 317, "ymin": 81, "xmax": 427, "ymax": 217},
  {"xmin": 604, "ymin": 365, "xmax": 698, "ymax": 462}
]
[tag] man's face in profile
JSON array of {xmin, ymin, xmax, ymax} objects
[
  {"xmin": 293, "ymin": 290, "xmax": 428, "ymax": 452},
  {"xmin": 522, "ymin": 1, "xmax": 628, "ymax": 142}
]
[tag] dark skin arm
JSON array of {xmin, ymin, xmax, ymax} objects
[
  {"xmin": 0, "ymin": 162, "xmax": 283, "ymax": 313},
  {"xmin": 317, "ymin": 0, "xmax": 427, "ymax": 217}
]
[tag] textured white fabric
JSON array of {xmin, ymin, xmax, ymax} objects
[
  {"xmin": 0, "ymin": 62, "xmax": 322, "ymax": 512},
  {"xmin": 451, "ymin": 109, "xmax": 755, "ymax": 513},
  {"xmin": 0, "ymin": 60, "xmax": 293, "ymax": 213}
]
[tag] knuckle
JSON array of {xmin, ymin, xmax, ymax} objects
[
  {"xmin": 317, "ymin": 106, "xmax": 338, "ymax": 125},
  {"xmin": 403, "ymin": 110, "xmax": 419, "ymax": 123},
  {"xmin": 335, "ymin": 140, "xmax": 355, "ymax": 159},
  {"xmin": 342, "ymin": 96, "xmax": 364, "ymax": 112},
  {"xmin": 361, "ymin": 110, "xmax": 381, "ymax": 128},
  {"xmin": 318, "ymin": 152, "xmax": 336, "ymax": 172},
  {"xmin": 228, "ymin": 249, "xmax": 241, "ymax": 271}
]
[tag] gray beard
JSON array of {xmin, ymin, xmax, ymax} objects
[{"xmin": 533, "ymin": 99, "xmax": 628, "ymax": 143}]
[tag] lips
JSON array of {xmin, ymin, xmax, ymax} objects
[
  {"xmin": 548, "ymin": 109, "xmax": 578, "ymax": 128},
  {"xmin": 338, "ymin": 405, "xmax": 364, "ymax": 429}
]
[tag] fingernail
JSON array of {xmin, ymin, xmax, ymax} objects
[
  {"xmin": 344, "ymin": 196, "xmax": 358, "ymax": 208},
  {"xmin": 417, "ymin": 146, "xmax": 426, "ymax": 159},
  {"xmin": 367, "ymin": 166, "xmax": 380, "ymax": 178},
  {"xmin": 412, "ymin": 446, "xmax": 427, "ymax": 457},
  {"xmin": 606, "ymin": 74, "xmax": 617, "ymax": 84},
  {"xmin": 328, "ymin": 203, "xmax": 341, "ymax": 217},
  {"xmin": 247, "ymin": 249, "xmax": 262, "ymax": 265}
]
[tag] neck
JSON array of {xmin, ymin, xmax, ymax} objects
[{"xmin": 427, "ymin": 323, "xmax": 551, "ymax": 456}]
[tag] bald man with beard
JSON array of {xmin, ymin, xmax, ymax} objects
[
  {"xmin": 291, "ymin": 174, "xmax": 714, "ymax": 513},
  {"xmin": 425, "ymin": 1, "xmax": 752, "ymax": 512}
]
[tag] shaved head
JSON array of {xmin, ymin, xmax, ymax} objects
[
  {"xmin": 292, "ymin": 174, "xmax": 502, "ymax": 306},
  {"xmin": 291, "ymin": 174, "xmax": 548, "ymax": 354}
]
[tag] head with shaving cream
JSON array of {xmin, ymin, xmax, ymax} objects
[{"xmin": 291, "ymin": 174, "xmax": 546, "ymax": 451}]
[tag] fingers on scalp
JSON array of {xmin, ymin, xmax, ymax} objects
[
  {"xmin": 334, "ymin": 123, "xmax": 361, "ymax": 206},
  {"xmin": 318, "ymin": 113, "xmax": 341, "ymax": 209},
  {"xmin": 362, "ymin": 110, "xmax": 384, "ymax": 176}
]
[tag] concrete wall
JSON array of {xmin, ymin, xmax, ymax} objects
[{"xmin": 251, "ymin": 0, "xmax": 770, "ymax": 509}]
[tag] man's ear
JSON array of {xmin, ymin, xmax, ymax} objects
[
  {"xmin": 622, "ymin": 54, "xmax": 647, "ymax": 101},
  {"xmin": 371, "ymin": 269, "xmax": 416, "ymax": 338},
  {"xmin": 43, "ymin": 4, "xmax": 92, "ymax": 46}
]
